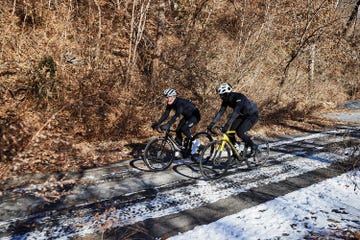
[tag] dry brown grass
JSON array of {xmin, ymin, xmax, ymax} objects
[{"xmin": 0, "ymin": 0, "xmax": 359, "ymax": 182}]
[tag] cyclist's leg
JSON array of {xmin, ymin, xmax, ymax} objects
[
  {"xmin": 181, "ymin": 113, "xmax": 199, "ymax": 149},
  {"xmin": 230, "ymin": 118, "xmax": 243, "ymax": 144},
  {"xmin": 185, "ymin": 107, "xmax": 200, "ymax": 138},
  {"xmin": 183, "ymin": 118, "xmax": 195, "ymax": 145},
  {"xmin": 175, "ymin": 119, "xmax": 186, "ymax": 146},
  {"xmin": 236, "ymin": 113, "xmax": 259, "ymax": 154}
]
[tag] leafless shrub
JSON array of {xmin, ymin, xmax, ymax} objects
[
  {"xmin": 0, "ymin": 0, "xmax": 359, "ymax": 178},
  {"xmin": 326, "ymin": 133, "xmax": 360, "ymax": 184},
  {"xmin": 0, "ymin": 113, "xmax": 32, "ymax": 163},
  {"xmin": 29, "ymin": 56, "xmax": 58, "ymax": 103}
]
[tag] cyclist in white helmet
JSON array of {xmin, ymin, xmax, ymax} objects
[
  {"xmin": 207, "ymin": 83, "xmax": 259, "ymax": 156},
  {"xmin": 151, "ymin": 88, "xmax": 201, "ymax": 148}
]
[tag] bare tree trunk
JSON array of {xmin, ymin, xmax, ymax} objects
[
  {"xmin": 152, "ymin": 0, "xmax": 165, "ymax": 85},
  {"xmin": 307, "ymin": 43, "xmax": 316, "ymax": 100},
  {"xmin": 127, "ymin": 0, "xmax": 151, "ymax": 85},
  {"xmin": 184, "ymin": 0, "xmax": 210, "ymax": 45},
  {"xmin": 279, "ymin": 0, "xmax": 326, "ymax": 88},
  {"xmin": 12, "ymin": 0, "xmax": 16, "ymax": 15},
  {"xmin": 127, "ymin": 0, "xmax": 137, "ymax": 78},
  {"xmin": 94, "ymin": 0, "xmax": 102, "ymax": 68},
  {"xmin": 343, "ymin": 0, "xmax": 360, "ymax": 39},
  {"xmin": 0, "ymin": 124, "xmax": 3, "ymax": 161}
]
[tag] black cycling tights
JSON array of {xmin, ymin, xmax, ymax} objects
[
  {"xmin": 231, "ymin": 113, "xmax": 259, "ymax": 147},
  {"xmin": 176, "ymin": 115, "xmax": 199, "ymax": 142}
]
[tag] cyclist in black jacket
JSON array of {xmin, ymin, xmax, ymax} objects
[
  {"xmin": 151, "ymin": 88, "xmax": 201, "ymax": 148},
  {"xmin": 207, "ymin": 83, "xmax": 259, "ymax": 155}
]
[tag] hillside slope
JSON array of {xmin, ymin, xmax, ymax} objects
[{"xmin": 0, "ymin": 0, "xmax": 359, "ymax": 181}]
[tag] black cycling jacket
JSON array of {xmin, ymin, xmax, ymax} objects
[
  {"xmin": 157, "ymin": 97, "xmax": 199, "ymax": 126},
  {"xmin": 211, "ymin": 92, "xmax": 258, "ymax": 127}
]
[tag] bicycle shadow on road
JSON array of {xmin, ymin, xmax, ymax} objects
[
  {"xmin": 126, "ymin": 141, "xmax": 206, "ymax": 178},
  {"xmin": 130, "ymin": 157, "xmax": 206, "ymax": 178},
  {"xmin": 126, "ymin": 142, "xmax": 154, "ymax": 172},
  {"xmin": 129, "ymin": 158, "xmax": 156, "ymax": 172},
  {"xmin": 172, "ymin": 161, "xmax": 205, "ymax": 180},
  {"xmin": 125, "ymin": 142, "xmax": 147, "ymax": 158}
]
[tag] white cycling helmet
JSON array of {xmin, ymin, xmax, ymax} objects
[
  {"xmin": 163, "ymin": 88, "xmax": 177, "ymax": 97},
  {"xmin": 217, "ymin": 83, "xmax": 232, "ymax": 95}
]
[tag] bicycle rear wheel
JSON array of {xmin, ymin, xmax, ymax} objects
[
  {"xmin": 143, "ymin": 137, "xmax": 175, "ymax": 171},
  {"xmin": 189, "ymin": 132, "xmax": 213, "ymax": 163},
  {"xmin": 199, "ymin": 140, "xmax": 232, "ymax": 179},
  {"xmin": 251, "ymin": 138, "xmax": 270, "ymax": 167}
]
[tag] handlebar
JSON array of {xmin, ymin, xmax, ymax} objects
[
  {"xmin": 208, "ymin": 126, "xmax": 236, "ymax": 136},
  {"xmin": 152, "ymin": 125, "xmax": 176, "ymax": 134},
  {"xmin": 208, "ymin": 125, "xmax": 222, "ymax": 135}
]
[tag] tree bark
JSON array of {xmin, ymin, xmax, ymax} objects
[
  {"xmin": 152, "ymin": 0, "xmax": 165, "ymax": 84},
  {"xmin": 343, "ymin": 0, "xmax": 360, "ymax": 38},
  {"xmin": 308, "ymin": 43, "xmax": 316, "ymax": 100}
]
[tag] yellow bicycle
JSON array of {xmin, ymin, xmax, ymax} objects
[{"xmin": 199, "ymin": 127, "xmax": 270, "ymax": 180}]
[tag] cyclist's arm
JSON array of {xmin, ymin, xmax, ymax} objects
[
  {"xmin": 225, "ymin": 103, "xmax": 242, "ymax": 127},
  {"xmin": 210, "ymin": 103, "xmax": 226, "ymax": 125},
  {"xmin": 156, "ymin": 107, "xmax": 171, "ymax": 124},
  {"xmin": 165, "ymin": 104, "xmax": 182, "ymax": 126}
]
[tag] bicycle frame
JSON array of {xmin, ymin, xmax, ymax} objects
[
  {"xmin": 163, "ymin": 129, "xmax": 181, "ymax": 149},
  {"xmin": 159, "ymin": 129, "xmax": 195, "ymax": 157},
  {"xmin": 199, "ymin": 127, "xmax": 269, "ymax": 179},
  {"xmin": 218, "ymin": 131, "xmax": 235, "ymax": 153},
  {"xmin": 216, "ymin": 130, "xmax": 245, "ymax": 161}
]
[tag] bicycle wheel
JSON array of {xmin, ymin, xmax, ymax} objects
[
  {"xmin": 189, "ymin": 132, "xmax": 213, "ymax": 163},
  {"xmin": 251, "ymin": 138, "xmax": 270, "ymax": 167},
  {"xmin": 199, "ymin": 140, "xmax": 232, "ymax": 179},
  {"xmin": 143, "ymin": 137, "xmax": 175, "ymax": 171}
]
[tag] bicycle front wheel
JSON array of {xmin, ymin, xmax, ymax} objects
[
  {"xmin": 143, "ymin": 137, "xmax": 175, "ymax": 171},
  {"xmin": 251, "ymin": 139, "xmax": 270, "ymax": 167},
  {"xmin": 199, "ymin": 140, "xmax": 232, "ymax": 180}
]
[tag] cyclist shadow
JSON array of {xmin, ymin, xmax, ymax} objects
[
  {"xmin": 129, "ymin": 158, "xmax": 154, "ymax": 172},
  {"xmin": 125, "ymin": 141, "xmax": 208, "ymax": 179},
  {"xmin": 126, "ymin": 142, "xmax": 153, "ymax": 172},
  {"xmin": 172, "ymin": 159, "xmax": 205, "ymax": 180}
]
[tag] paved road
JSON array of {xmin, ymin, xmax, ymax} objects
[
  {"xmin": 321, "ymin": 100, "xmax": 360, "ymax": 123},
  {"xmin": 0, "ymin": 124, "xmax": 359, "ymax": 239}
]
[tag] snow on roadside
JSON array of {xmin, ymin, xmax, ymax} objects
[{"xmin": 170, "ymin": 170, "xmax": 360, "ymax": 240}]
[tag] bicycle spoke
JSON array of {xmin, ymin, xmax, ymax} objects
[
  {"xmin": 143, "ymin": 138, "xmax": 174, "ymax": 171},
  {"xmin": 199, "ymin": 140, "xmax": 231, "ymax": 179},
  {"xmin": 251, "ymin": 141, "xmax": 270, "ymax": 166}
]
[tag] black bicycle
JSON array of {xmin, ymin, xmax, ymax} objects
[{"xmin": 143, "ymin": 128, "xmax": 213, "ymax": 171}]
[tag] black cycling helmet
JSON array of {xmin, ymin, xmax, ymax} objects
[{"xmin": 163, "ymin": 88, "xmax": 177, "ymax": 97}]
